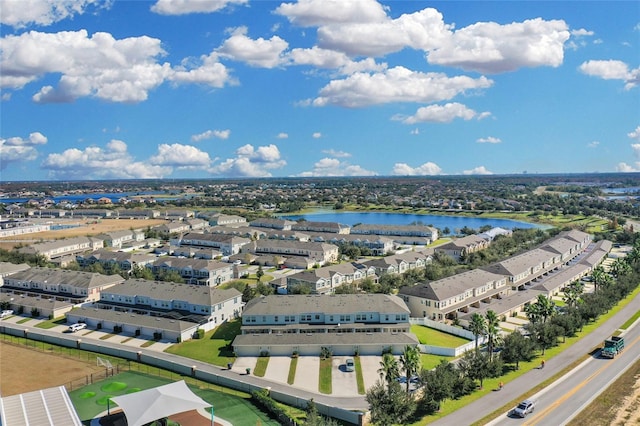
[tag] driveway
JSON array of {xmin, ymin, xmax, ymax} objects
[
  {"xmin": 332, "ymin": 356, "xmax": 358, "ymax": 396},
  {"xmin": 359, "ymin": 356, "xmax": 383, "ymax": 390},
  {"xmin": 292, "ymin": 356, "xmax": 320, "ymax": 393},
  {"xmin": 263, "ymin": 356, "xmax": 292, "ymax": 384}
]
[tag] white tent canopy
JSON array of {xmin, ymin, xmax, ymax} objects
[{"xmin": 110, "ymin": 380, "xmax": 210, "ymax": 426}]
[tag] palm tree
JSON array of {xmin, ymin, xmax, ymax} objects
[
  {"xmin": 591, "ymin": 266, "xmax": 606, "ymax": 293},
  {"xmin": 524, "ymin": 302, "xmax": 542, "ymax": 325},
  {"xmin": 610, "ymin": 258, "xmax": 631, "ymax": 278},
  {"xmin": 563, "ymin": 280, "xmax": 584, "ymax": 309},
  {"xmin": 484, "ymin": 310, "xmax": 501, "ymax": 361},
  {"xmin": 377, "ymin": 353, "xmax": 399, "ymax": 388},
  {"xmin": 399, "ymin": 345, "xmax": 421, "ymax": 393},
  {"xmin": 536, "ymin": 294, "xmax": 556, "ymax": 324},
  {"xmin": 469, "ymin": 313, "xmax": 487, "ymax": 352}
]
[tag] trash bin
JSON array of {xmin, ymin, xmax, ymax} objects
[
  {"xmin": 227, "ymin": 363, "xmax": 232, "ymax": 370},
  {"xmin": 246, "ymin": 367, "xmax": 251, "ymax": 375}
]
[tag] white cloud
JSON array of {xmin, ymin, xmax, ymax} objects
[
  {"xmin": 0, "ymin": 0, "xmax": 111, "ymax": 28},
  {"xmin": 587, "ymin": 141, "xmax": 600, "ymax": 148},
  {"xmin": 0, "ymin": 30, "xmax": 235, "ymax": 103},
  {"xmin": 317, "ymin": 8, "xmax": 452, "ymax": 57},
  {"xmin": 217, "ymin": 27, "xmax": 288, "ymax": 68},
  {"xmin": 392, "ymin": 162, "xmax": 442, "ymax": 176},
  {"xmin": 1, "ymin": 30, "xmax": 170, "ymax": 102},
  {"xmin": 428, "ymin": 18, "xmax": 570, "ymax": 73},
  {"xmin": 400, "ymin": 102, "xmax": 490, "ymax": 124},
  {"xmin": 628, "ymin": 126, "xmax": 640, "ymax": 141},
  {"xmin": 41, "ymin": 139, "xmax": 172, "ymax": 178},
  {"xmin": 149, "ymin": 143, "xmax": 212, "ymax": 167},
  {"xmin": 311, "ymin": 66, "xmax": 493, "ymax": 108},
  {"xmin": 571, "ymin": 28, "xmax": 594, "ymax": 37},
  {"xmin": 191, "ymin": 129, "xmax": 231, "ymax": 142},
  {"xmin": 209, "ymin": 143, "xmax": 286, "ymax": 177},
  {"xmin": 151, "ymin": 0, "xmax": 247, "ymax": 15},
  {"xmin": 171, "ymin": 52, "xmax": 235, "ymax": 88},
  {"xmin": 579, "ymin": 60, "xmax": 640, "ymax": 90},
  {"xmin": 275, "ymin": 0, "xmax": 388, "ymax": 27},
  {"xmin": 476, "ymin": 136, "xmax": 502, "ymax": 144},
  {"xmin": 463, "ymin": 166, "xmax": 493, "ymax": 175},
  {"xmin": 322, "ymin": 149, "xmax": 351, "ymax": 158},
  {"xmin": 298, "ymin": 157, "xmax": 376, "ymax": 177},
  {"xmin": 616, "ymin": 142, "xmax": 640, "ymax": 172},
  {"xmin": 0, "ymin": 132, "xmax": 48, "ymax": 169},
  {"xmin": 616, "ymin": 162, "xmax": 639, "ymax": 172},
  {"xmin": 276, "ymin": 132, "xmax": 289, "ymax": 139},
  {"xmin": 289, "ymin": 46, "xmax": 386, "ymax": 74},
  {"xmin": 312, "ymin": 132, "xmax": 322, "ymax": 139}
]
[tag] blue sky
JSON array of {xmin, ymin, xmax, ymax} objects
[{"xmin": 1, "ymin": 0, "xmax": 639, "ymax": 181}]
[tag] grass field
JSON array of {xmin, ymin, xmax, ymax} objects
[
  {"xmin": 410, "ymin": 325, "xmax": 471, "ymax": 347},
  {"xmin": 68, "ymin": 371, "xmax": 280, "ymax": 426},
  {"xmin": 164, "ymin": 319, "xmax": 240, "ymax": 367}
]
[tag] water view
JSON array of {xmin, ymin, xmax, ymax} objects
[{"xmin": 284, "ymin": 211, "xmax": 546, "ymax": 235}]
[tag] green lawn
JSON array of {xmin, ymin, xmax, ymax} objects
[
  {"xmin": 287, "ymin": 357, "xmax": 297, "ymax": 384},
  {"xmin": 34, "ymin": 316, "xmax": 67, "ymax": 329},
  {"xmin": 164, "ymin": 320, "xmax": 240, "ymax": 367},
  {"xmin": 411, "ymin": 325, "xmax": 471, "ymax": 347},
  {"xmin": 420, "ymin": 353, "xmax": 455, "ymax": 371},
  {"xmin": 354, "ymin": 357, "xmax": 366, "ymax": 394},
  {"xmin": 253, "ymin": 357, "xmax": 269, "ymax": 377},
  {"xmin": 319, "ymin": 358, "xmax": 332, "ymax": 394},
  {"xmin": 68, "ymin": 371, "xmax": 280, "ymax": 426}
]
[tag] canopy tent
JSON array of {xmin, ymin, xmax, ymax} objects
[{"xmin": 110, "ymin": 380, "xmax": 211, "ymax": 426}]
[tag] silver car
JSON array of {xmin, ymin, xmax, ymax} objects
[{"xmin": 513, "ymin": 399, "xmax": 535, "ymax": 418}]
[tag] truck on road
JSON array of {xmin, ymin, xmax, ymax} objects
[{"xmin": 601, "ymin": 336, "xmax": 624, "ymax": 358}]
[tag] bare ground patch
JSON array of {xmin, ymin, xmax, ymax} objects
[
  {"xmin": 0, "ymin": 218, "xmax": 167, "ymax": 250},
  {"xmin": 0, "ymin": 341, "xmax": 104, "ymax": 396}
]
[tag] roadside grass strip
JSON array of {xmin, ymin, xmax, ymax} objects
[
  {"xmin": 319, "ymin": 358, "xmax": 332, "ymax": 394},
  {"xmin": 621, "ymin": 310, "xmax": 640, "ymax": 330},
  {"xmin": 254, "ymin": 356, "xmax": 269, "ymax": 377},
  {"xmin": 287, "ymin": 357, "xmax": 297, "ymax": 384},
  {"xmin": 355, "ymin": 357, "xmax": 366, "ymax": 395},
  {"xmin": 34, "ymin": 317, "xmax": 67, "ymax": 329}
]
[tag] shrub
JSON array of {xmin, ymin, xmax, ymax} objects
[
  {"xmin": 194, "ymin": 328, "xmax": 205, "ymax": 339},
  {"xmin": 250, "ymin": 389, "xmax": 296, "ymax": 425},
  {"xmin": 260, "ymin": 350, "xmax": 270, "ymax": 357},
  {"xmin": 30, "ymin": 308, "xmax": 40, "ymax": 318},
  {"xmin": 292, "ymin": 350, "xmax": 299, "ymax": 358}
]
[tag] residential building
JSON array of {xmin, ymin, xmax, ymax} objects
[
  {"xmin": 249, "ymin": 218, "xmax": 296, "ymax": 230},
  {"xmin": 177, "ymin": 232, "xmax": 251, "ymax": 255},
  {"xmin": 246, "ymin": 240, "xmax": 339, "ymax": 266},
  {"xmin": 96, "ymin": 229, "xmax": 145, "ymax": 249},
  {"xmin": 284, "ymin": 262, "xmax": 377, "ymax": 294},
  {"xmin": 232, "ymin": 294, "xmax": 417, "ymax": 356},
  {"xmin": 312, "ymin": 233, "xmax": 394, "ymax": 256},
  {"xmin": 76, "ymin": 249, "xmax": 157, "ymax": 273},
  {"xmin": 351, "ymin": 224, "xmax": 438, "ymax": 242},
  {"xmin": 1, "ymin": 267, "xmax": 124, "ymax": 304},
  {"xmin": 291, "ymin": 221, "xmax": 350, "ymax": 234},
  {"xmin": 434, "ymin": 235, "xmax": 490, "ymax": 261},
  {"xmin": 17, "ymin": 236, "xmax": 104, "ymax": 260},
  {"xmin": 207, "ymin": 214, "xmax": 247, "ymax": 227},
  {"xmin": 149, "ymin": 257, "xmax": 234, "ymax": 286}
]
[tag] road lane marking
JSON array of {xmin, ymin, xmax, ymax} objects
[{"xmin": 523, "ymin": 333, "xmax": 640, "ymax": 426}]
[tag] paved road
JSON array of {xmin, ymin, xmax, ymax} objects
[{"xmin": 431, "ymin": 290, "xmax": 640, "ymax": 426}]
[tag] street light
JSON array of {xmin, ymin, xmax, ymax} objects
[{"xmin": 210, "ymin": 405, "xmax": 214, "ymax": 426}]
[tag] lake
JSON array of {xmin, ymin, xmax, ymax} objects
[{"xmin": 283, "ymin": 211, "xmax": 546, "ymax": 235}]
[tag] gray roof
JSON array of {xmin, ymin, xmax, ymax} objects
[
  {"xmin": 243, "ymin": 294, "xmax": 409, "ymax": 316},
  {"xmin": 151, "ymin": 257, "xmax": 232, "ymax": 271},
  {"xmin": 458, "ymin": 288, "xmax": 545, "ymax": 321},
  {"xmin": 4, "ymin": 267, "xmax": 124, "ymax": 289},
  {"xmin": 181, "ymin": 232, "xmax": 250, "ymax": 244},
  {"xmin": 0, "ymin": 292, "xmax": 74, "ymax": 311},
  {"xmin": 105, "ymin": 279, "xmax": 241, "ymax": 306},
  {"xmin": 78, "ymin": 249, "xmax": 156, "ymax": 264},
  {"xmin": 482, "ymin": 248, "xmax": 554, "ymax": 277},
  {"xmin": 0, "ymin": 262, "xmax": 31, "ymax": 276},
  {"xmin": 398, "ymin": 268, "xmax": 506, "ymax": 301},
  {"xmin": 255, "ymin": 239, "xmax": 337, "ymax": 251},
  {"xmin": 233, "ymin": 331, "xmax": 418, "ymax": 348},
  {"xmin": 68, "ymin": 307, "xmax": 200, "ymax": 332}
]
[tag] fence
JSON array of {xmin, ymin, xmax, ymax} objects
[
  {"xmin": 0, "ymin": 326, "xmax": 363, "ymax": 425},
  {"xmin": 410, "ymin": 317, "xmax": 485, "ymax": 357}
]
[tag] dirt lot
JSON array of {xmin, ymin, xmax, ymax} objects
[
  {"xmin": 0, "ymin": 218, "xmax": 167, "ymax": 250},
  {"xmin": 0, "ymin": 342, "xmax": 103, "ymax": 396}
]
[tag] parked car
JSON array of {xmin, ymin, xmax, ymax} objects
[
  {"xmin": 345, "ymin": 358, "xmax": 355, "ymax": 372},
  {"xmin": 68, "ymin": 323, "xmax": 87, "ymax": 333},
  {"xmin": 0, "ymin": 310, "xmax": 14, "ymax": 318},
  {"xmin": 512, "ymin": 399, "xmax": 536, "ymax": 418}
]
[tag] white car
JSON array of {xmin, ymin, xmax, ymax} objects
[
  {"xmin": 513, "ymin": 399, "xmax": 536, "ymax": 418},
  {"xmin": 0, "ymin": 310, "xmax": 14, "ymax": 318},
  {"xmin": 68, "ymin": 323, "xmax": 87, "ymax": 332}
]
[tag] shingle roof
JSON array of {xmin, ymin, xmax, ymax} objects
[
  {"xmin": 104, "ymin": 279, "xmax": 241, "ymax": 306},
  {"xmin": 243, "ymin": 294, "xmax": 409, "ymax": 316}
]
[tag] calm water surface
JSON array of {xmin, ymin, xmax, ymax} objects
[{"xmin": 284, "ymin": 211, "xmax": 546, "ymax": 235}]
